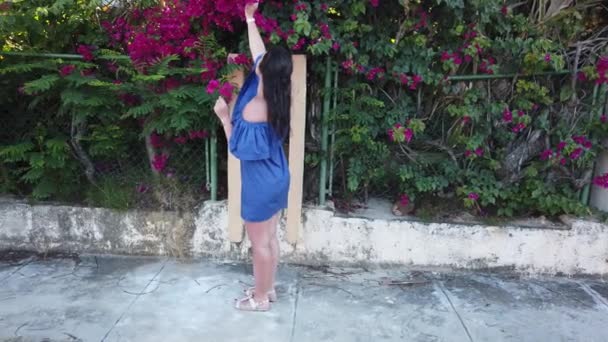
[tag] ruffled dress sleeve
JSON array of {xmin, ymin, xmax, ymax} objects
[{"xmin": 229, "ymin": 121, "xmax": 272, "ymax": 161}]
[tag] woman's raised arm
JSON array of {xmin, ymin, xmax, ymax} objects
[{"xmin": 245, "ymin": 2, "xmax": 266, "ymax": 59}]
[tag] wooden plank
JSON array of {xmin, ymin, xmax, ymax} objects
[
  {"xmin": 227, "ymin": 56, "xmax": 245, "ymax": 243},
  {"xmin": 286, "ymin": 55, "xmax": 307, "ymax": 244}
]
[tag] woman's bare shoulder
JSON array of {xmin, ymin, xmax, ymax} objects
[{"xmin": 242, "ymin": 97, "xmax": 268, "ymax": 123}]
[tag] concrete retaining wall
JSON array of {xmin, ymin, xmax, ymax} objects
[{"xmin": 1, "ymin": 197, "xmax": 607, "ymax": 275}]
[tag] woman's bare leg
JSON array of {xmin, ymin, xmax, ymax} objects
[
  {"xmin": 269, "ymin": 213, "xmax": 280, "ymax": 288},
  {"xmin": 245, "ymin": 217, "xmax": 274, "ymax": 302}
]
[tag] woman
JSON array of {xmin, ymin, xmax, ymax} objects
[{"xmin": 213, "ymin": 1, "xmax": 292, "ymax": 312}]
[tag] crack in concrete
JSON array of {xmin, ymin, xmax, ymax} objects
[
  {"xmin": 14, "ymin": 322, "xmax": 28, "ymax": 336},
  {"xmin": 289, "ymin": 274, "xmax": 301, "ymax": 342},
  {"xmin": 64, "ymin": 332, "xmax": 82, "ymax": 341},
  {"xmin": 100, "ymin": 259, "xmax": 168, "ymax": 342},
  {"xmin": 0, "ymin": 258, "xmax": 34, "ymax": 284},
  {"xmin": 204, "ymin": 284, "xmax": 226, "ymax": 293},
  {"xmin": 578, "ymin": 281, "xmax": 608, "ymax": 311},
  {"xmin": 530, "ymin": 281, "xmax": 595, "ymax": 308},
  {"xmin": 435, "ymin": 281, "xmax": 475, "ymax": 342},
  {"xmin": 304, "ymin": 282, "xmax": 357, "ymax": 298}
]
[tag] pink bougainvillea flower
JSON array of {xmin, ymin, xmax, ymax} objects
[
  {"xmin": 228, "ymin": 54, "xmax": 250, "ymax": 65},
  {"xmin": 557, "ymin": 141, "xmax": 567, "ymax": 152},
  {"xmin": 475, "ymin": 147, "xmax": 484, "ymax": 157},
  {"xmin": 219, "ymin": 82, "xmax": 234, "ymax": 101},
  {"xmin": 80, "ymin": 69, "xmax": 95, "ymax": 77},
  {"xmin": 440, "ymin": 51, "xmax": 451, "ymax": 62},
  {"xmin": 570, "ymin": 147, "xmax": 583, "ymax": 160},
  {"xmin": 500, "ymin": 5, "xmax": 508, "ymax": 15},
  {"xmin": 593, "ymin": 173, "xmax": 608, "ymax": 189},
  {"xmin": 293, "ymin": 37, "xmax": 307, "ymax": 50},
  {"xmin": 583, "ymin": 140, "xmax": 592, "ymax": 149},
  {"xmin": 400, "ymin": 194, "xmax": 409, "ymax": 206},
  {"xmin": 174, "ymin": 136, "xmax": 188, "ymax": 144},
  {"xmin": 341, "ymin": 59, "xmax": 354, "ymax": 70},
  {"xmin": 152, "ymin": 154, "xmax": 169, "ymax": 172},
  {"xmin": 136, "ymin": 184, "xmax": 149, "ymax": 193},
  {"xmin": 319, "ymin": 23, "xmax": 332, "ymax": 39},
  {"xmin": 150, "ymin": 132, "xmax": 164, "ymax": 149},
  {"xmin": 387, "ymin": 129, "xmax": 395, "ymax": 142},
  {"xmin": 540, "ymin": 149, "xmax": 554, "ymax": 161},
  {"xmin": 106, "ymin": 62, "xmax": 119, "ymax": 73},
  {"xmin": 410, "ymin": 75, "xmax": 423, "ymax": 90},
  {"xmin": 332, "ymin": 42, "xmax": 340, "ymax": 51},
  {"xmin": 517, "ymin": 110, "xmax": 525, "ymax": 117},
  {"xmin": 462, "ymin": 116, "xmax": 471, "ymax": 125},
  {"xmin": 464, "ymin": 150, "xmax": 472, "ymax": 158},
  {"xmin": 560, "ymin": 157, "xmax": 567, "ymax": 166},
  {"xmin": 544, "ymin": 53, "xmax": 551, "ymax": 62},
  {"xmin": 206, "ymin": 79, "xmax": 220, "ymax": 94},
  {"xmin": 453, "ymin": 55, "xmax": 463, "ymax": 65},
  {"xmin": 189, "ymin": 130, "xmax": 209, "ymax": 140},
  {"xmin": 366, "ymin": 67, "xmax": 384, "ymax": 81},
  {"xmin": 464, "ymin": 55, "xmax": 472, "ymax": 63},
  {"xmin": 77, "ymin": 44, "xmax": 95, "ymax": 61},
  {"xmin": 468, "ymin": 192, "xmax": 479, "ymax": 201},
  {"xmin": 512, "ymin": 123, "xmax": 526, "ymax": 133},
  {"xmin": 370, "ymin": 0, "xmax": 380, "ymax": 7},
  {"xmin": 404, "ymin": 128, "xmax": 414, "ymax": 143},
  {"xmin": 119, "ymin": 93, "xmax": 140, "ymax": 106},
  {"xmin": 413, "ymin": 10, "xmax": 428, "ymax": 30},
  {"xmin": 502, "ymin": 108, "xmax": 512, "ymax": 123},
  {"xmin": 577, "ymin": 72, "xmax": 587, "ymax": 82},
  {"xmin": 59, "ymin": 65, "xmax": 76, "ymax": 77},
  {"xmin": 164, "ymin": 78, "xmax": 181, "ymax": 91},
  {"xmin": 601, "ymin": 114, "xmax": 607, "ymax": 123},
  {"xmin": 532, "ymin": 103, "xmax": 540, "ymax": 111},
  {"xmin": 572, "ymin": 135, "xmax": 586, "ymax": 145},
  {"xmin": 596, "ymin": 56, "xmax": 608, "ymax": 84}
]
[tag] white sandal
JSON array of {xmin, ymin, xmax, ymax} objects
[
  {"xmin": 244, "ymin": 287, "xmax": 278, "ymax": 302},
  {"xmin": 235, "ymin": 294, "xmax": 270, "ymax": 312}
]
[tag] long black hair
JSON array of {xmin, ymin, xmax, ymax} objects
[{"xmin": 259, "ymin": 46, "xmax": 292, "ymax": 140}]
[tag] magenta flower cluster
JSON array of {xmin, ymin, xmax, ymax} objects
[
  {"xmin": 540, "ymin": 135, "xmax": 593, "ymax": 165},
  {"xmin": 388, "ymin": 123, "xmax": 414, "ymax": 143}
]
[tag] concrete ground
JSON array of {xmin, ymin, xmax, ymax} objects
[{"xmin": 1, "ymin": 254, "xmax": 607, "ymax": 342}]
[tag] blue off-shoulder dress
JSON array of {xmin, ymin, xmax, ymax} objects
[{"xmin": 229, "ymin": 54, "xmax": 290, "ymax": 222}]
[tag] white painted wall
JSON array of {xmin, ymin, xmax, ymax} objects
[{"xmin": 1, "ymin": 197, "xmax": 607, "ymax": 275}]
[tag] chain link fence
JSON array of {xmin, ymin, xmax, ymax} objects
[{"xmin": 0, "ymin": 107, "xmax": 216, "ymax": 211}]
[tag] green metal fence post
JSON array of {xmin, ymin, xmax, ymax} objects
[
  {"xmin": 210, "ymin": 131, "xmax": 218, "ymax": 201},
  {"xmin": 205, "ymin": 138, "xmax": 211, "ymax": 194},
  {"xmin": 581, "ymin": 84, "xmax": 601, "ymax": 204},
  {"xmin": 319, "ymin": 57, "xmax": 332, "ymax": 206},
  {"xmin": 328, "ymin": 63, "xmax": 338, "ymax": 199}
]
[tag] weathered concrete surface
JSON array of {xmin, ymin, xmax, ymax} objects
[
  {"xmin": 1, "ymin": 255, "xmax": 608, "ymax": 342},
  {"xmin": 1, "ymin": 197, "xmax": 608, "ymax": 275}
]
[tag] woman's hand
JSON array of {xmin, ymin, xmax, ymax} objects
[
  {"xmin": 245, "ymin": 1, "xmax": 258, "ymax": 19},
  {"xmin": 213, "ymin": 97, "xmax": 230, "ymax": 125}
]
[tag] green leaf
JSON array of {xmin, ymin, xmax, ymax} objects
[
  {"xmin": 559, "ymin": 85, "xmax": 573, "ymax": 102},
  {"xmin": 24, "ymin": 74, "xmax": 60, "ymax": 94},
  {"xmin": 0, "ymin": 142, "xmax": 35, "ymax": 162},
  {"xmin": 124, "ymin": 102, "xmax": 156, "ymax": 118}
]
